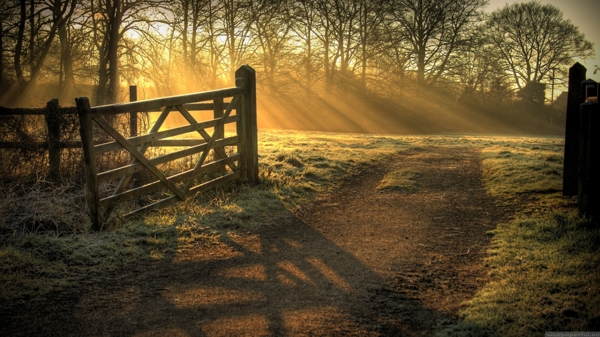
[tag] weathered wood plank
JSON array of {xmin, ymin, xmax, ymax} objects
[
  {"xmin": 93, "ymin": 117, "xmax": 186, "ymax": 201},
  {"xmin": 187, "ymin": 170, "xmax": 240, "ymax": 194},
  {"xmin": 76, "ymin": 66, "xmax": 255, "ymax": 227},
  {"xmin": 108, "ymin": 103, "xmax": 232, "ymax": 112},
  {"xmin": 183, "ymin": 96, "xmax": 240, "ymax": 192},
  {"xmin": 100, "ymin": 105, "xmax": 174, "ymax": 220},
  {"xmin": 97, "ymin": 136, "xmax": 238, "ymax": 183},
  {"xmin": 148, "ymin": 139, "xmax": 214, "ymax": 147},
  {"xmin": 185, "ymin": 102, "xmax": 234, "ymax": 111},
  {"xmin": 90, "ymin": 87, "xmax": 245, "ymax": 116},
  {"xmin": 94, "ymin": 115, "xmax": 239, "ymax": 154},
  {"xmin": 100, "ymin": 154, "xmax": 240, "ymax": 208},
  {"xmin": 236, "ymin": 65, "xmax": 259, "ymax": 184},
  {"xmin": 76, "ymin": 97, "xmax": 102, "ymax": 231},
  {"xmin": 123, "ymin": 171, "xmax": 241, "ymax": 217},
  {"xmin": 175, "ymin": 102, "xmax": 239, "ymax": 172}
]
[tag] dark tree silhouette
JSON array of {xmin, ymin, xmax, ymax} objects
[
  {"xmin": 390, "ymin": 0, "xmax": 486, "ymax": 86},
  {"xmin": 486, "ymin": 1, "xmax": 594, "ymax": 93}
]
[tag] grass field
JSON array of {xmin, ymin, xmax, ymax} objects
[{"xmin": 1, "ymin": 130, "xmax": 598, "ymax": 335}]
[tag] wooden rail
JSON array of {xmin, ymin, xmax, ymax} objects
[
  {"xmin": 77, "ymin": 65, "xmax": 258, "ymax": 230},
  {"xmin": 0, "ymin": 99, "xmax": 79, "ymax": 182}
]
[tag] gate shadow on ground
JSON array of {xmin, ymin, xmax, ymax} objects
[
  {"xmin": 3, "ymin": 212, "xmax": 459, "ymax": 336},
  {"xmin": 83, "ymin": 214, "xmax": 448, "ymax": 336},
  {"xmin": 2, "ymin": 147, "xmax": 498, "ymax": 336}
]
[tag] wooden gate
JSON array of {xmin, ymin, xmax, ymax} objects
[{"xmin": 77, "ymin": 65, "xmax": 258, "ymax": 231}]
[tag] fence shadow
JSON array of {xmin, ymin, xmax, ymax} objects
[{"xmin": 1, "ymin": 205, "xmax": 460, "ymax": 336}]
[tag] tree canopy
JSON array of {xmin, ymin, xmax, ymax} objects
[
  {"xmin": 485, "ymin": 2, "xmax": 594, "ymax": 91},
  {"xmin": 0, "ymin": 0, "xmax": 594, "ymax": 108}
]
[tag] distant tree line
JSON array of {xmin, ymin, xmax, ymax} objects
[{"xmin": 0, "ymin": 0, "xmax": 594, "ymax": 107}]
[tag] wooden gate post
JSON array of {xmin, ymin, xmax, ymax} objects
[
  {"xmin": 235, "ymin": 65, "xmax": 259, "ymax": 184},
  {"xmin": 588, "ymin": 103, "xmax": 600, "ymax": 221},
  {"xmin": 579, "ymin": 101, "xmax": 600, "ymax": 219},
  {"xmin": 563, "ymin": 62, "xmax": 586, "ymax": 196},
  {"xmin": 45, "ymin": 98, "xmax": 61, "ymax": 183},
  {"xmin": 76, "ymin": 97, "xmax": 102, "ymax": 231}
]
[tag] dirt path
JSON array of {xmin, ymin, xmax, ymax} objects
[{"xmin": 3, "ymin": 147, "xmax": 511, "ymax": 336}]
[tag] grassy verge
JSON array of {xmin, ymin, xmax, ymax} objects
[{"xmin": 438, "ymin": 138, "xmax": 600, "ymax": 336}]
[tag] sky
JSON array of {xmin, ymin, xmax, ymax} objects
[{"xmin": 486, "ymin": 0, "xmax": 600, "ymax": 83}]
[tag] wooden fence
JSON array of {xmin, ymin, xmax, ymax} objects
[
  {"xmin": 0, "ymin": 98, "xmax": 79, "ymax": 182},
  {"xmin": 563, "ymin": 62, "xmax": 599, "ymax": 221},
  {"xmin": 77, "ymin": 65, "xmax": 258, "ymax": 230},
  {"xmin": 0, "ymin": 91, "xmax": 140, "ymax": 183}
]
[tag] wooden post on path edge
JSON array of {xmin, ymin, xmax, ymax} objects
[
  {"xmin": 563, "ymin": 62, "xmax": 586, "ymax": 196},
  {"xmin": 235, "ymin": 65, "xmax": 259, "ymax": 185}
]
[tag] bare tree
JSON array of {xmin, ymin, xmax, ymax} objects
[
  {"xmin": 249, "ymin": 0, "xmax": 294, "ymax": 93},
  {"xmin": 220, "ymin": 0, "xmax": 254, "ymax": 83},
  {"xmin": 0, "ymin": 1, "xmax": 22, "ymax": 89},
  {"xmin": 390, "ymin": 0, "xmax": 486, "ymax": 86},
  {"xmin": 90, "ymin": 0, "xmax": 164, "ymax": 104},
  {"xmin": 486, "ymin": 1, "xmax": 594, "ymax": 95},
  {"xmin": 290, "ymin": 0, "xmax": 319, "ymax": 95},
  {"xmin": 355, "ymin": 0, "xmax": 388, "ymax": 88}
]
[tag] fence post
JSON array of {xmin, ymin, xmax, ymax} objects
[
  {"xmin": 76, "ymin": 97, "xmax": 102, "ymax": 231},
  {"xmin": 45, "ymin": 98, "xmax": 61, "ymax": 183},
  {"xmin": 129, "ymin": 85, "xmax": 138, "ymax": 137},
  {"xmin": 579, "ymin": 101, "xmax": 600, "ymax": 220},
  {"xmin": 235, "ymin": 65, "xmax": 258, "ymax": 184},
  {"xmin": 563, "ymin": 62, "xmax": 586, "ymax": 196},
  {"xmin": 588, "ymin": 103, "xmax": 600, "ymax": 221}
]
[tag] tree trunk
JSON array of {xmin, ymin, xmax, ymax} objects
[
  {"xmin": 28, "ymin": 0, "xmax": 34, "ymax": 72},
  {"xmin": 182, "ymin": 0, "xmax": 189, "ymax": 67},
  {"xmin": 324, "ymin": 33, "xmax": 332, "ymax": 94},
  {"xmin": 58, "ymin": 18, "xmax": 74, "ymax": 100},
  {"xmin": 14, "ymin": 0, "xmax": 26, "ymax": 83},
  {"xmin": 107, "ymin": 0, "xmax": 121, "ymax": 104},
  {"xmin": 305, "ymin": 31, "xmax": 312, "ymax": 96},
  {"xmin": 417, "ymin": 47, "xmax": 425, "ymax": 85}
]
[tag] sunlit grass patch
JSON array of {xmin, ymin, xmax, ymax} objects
[
  {"xmin": 454, "ymin": 212, "xmax": 600, "ymax": 335},
  {"xmin": 376, "ymin": 168, "xmax": 420, "ymax": 192},
  {"xmin": 482, "ymin": 144, "xmax": 563, "ymax": 198},
  {"xmin": 440, "ymin": 136, "xmax": 600, "ymax": 336}
]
